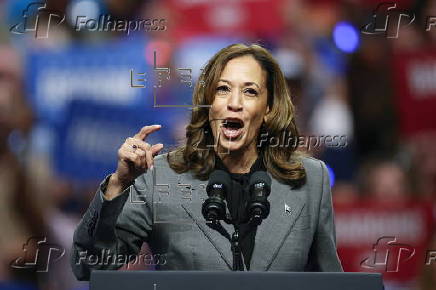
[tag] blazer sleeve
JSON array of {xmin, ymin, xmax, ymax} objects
[
  {"xmin": 70, "ymin": 172, "xmax": 153, "ymax": 281},
  {"xmin": 305, "ymin": 160, "xmax": 343, "ymax": 272}
]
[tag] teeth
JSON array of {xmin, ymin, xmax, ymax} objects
[
  {"xmin": 223, "ymin": 127, "xmax": 242, "ymax": 138},
  {"xmin": 221, "ymin": 120, "xmax": 243, "ymax": 140}
]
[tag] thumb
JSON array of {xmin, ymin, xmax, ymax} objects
[{"xmin": 151, "ymin": 143, "xmax": 164, "ymax": 156}]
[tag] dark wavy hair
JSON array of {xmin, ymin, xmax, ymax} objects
[{"xmin": 167, "ymin": 43, "xmax": 306, "ymax": 188}]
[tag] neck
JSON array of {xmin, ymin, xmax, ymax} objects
[{"xmin": 216, "ymin": 143, "xmax": 258, "ymax": 174}]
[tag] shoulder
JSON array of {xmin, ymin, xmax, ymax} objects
[
  {"xmin": 290, "ymin": 156, "xmax": 333, "ymax": 221},
  {"xmin": 298, "ymin": 155, "xmax": 328, "ymax": 180},
  {"xmin": 294, "ymin": 155, "xmax": 330, "ymax": 192},
  {"xmin": 153, "ymin": 152, "xmax": 173, "ymax": 172},
  {"xmin": 146, "ymin": 152, "xmax": 188, "ymax": 180},
  {"xmin": 133, "ymin": 153, "xmax": 174, "ymax": 186},
  {"xmin": 154, "ymin": 152, "xmax": 169, "ymax": 164}
]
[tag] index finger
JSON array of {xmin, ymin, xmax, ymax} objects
[{"xmin": 133, "ymin": 124, "xmax": 162, "ymax": 140}]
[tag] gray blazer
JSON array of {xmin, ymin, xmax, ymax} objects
[{"xmin": 71, "ymin": 154, "xmax": 343, "ymax": 280}]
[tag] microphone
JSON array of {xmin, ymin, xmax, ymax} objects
[
  {"xmin": 202, "ymin": 170, "xmax": 231, "ymax": 223},
  {"xmin": 247, "ymin": 171, "xmax": 272, "ymax": 225}
]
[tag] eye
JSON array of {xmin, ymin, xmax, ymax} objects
[
  {"xmin": 244, "ymin": 88, "xmax": 258, "ymax": 96},
  {"xmin": 216, "ymin": 85, "xmax": 230, "ymax": 94}
]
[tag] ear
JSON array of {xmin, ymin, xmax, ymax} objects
[{"xmin": 264, "ymin": 105, "xmax": 270, "ymax": 123}]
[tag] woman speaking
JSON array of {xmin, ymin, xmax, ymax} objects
[{"xmin": 71, "ymin": 43, "xmax": 343, "ymax": 280}]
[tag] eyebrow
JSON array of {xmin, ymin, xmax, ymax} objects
[{"xmin": 218, "ymin": 79, "xmax": 261, "ymax": 90}]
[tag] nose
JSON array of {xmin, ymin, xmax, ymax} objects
[{"xmin": 227, "ymin": 89, "xmax": 243, "ymax": 112}]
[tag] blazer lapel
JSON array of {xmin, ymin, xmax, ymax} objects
[
  {"xmin": 250, "ymin": 172, "xmax": 305, "ymax": 270},
  {"xmin": 179, "ymin": 175, "xmax": 234, "ymax": 270},
  {"xmin": 182, "ymin": 201, "xmax": 234, "ymax": 270}
]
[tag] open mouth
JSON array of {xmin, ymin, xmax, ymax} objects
[{"xmin": 221, "ymin": 118, "xmax": 244, "ymax": 140}]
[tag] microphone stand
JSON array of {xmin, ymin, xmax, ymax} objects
[
  {"xmin": 231, "ymin": 227, "xmax": 245, "ymax": 271},
  {"xmin": 231, "ymin": 216, "xmax": 264, "ymax": 271},
  {"xmin": 205, "ymin": 202, "xmax": 268, "ymax": 270},
  {"xmin": 206, "ymin": 218, "xmax": 246, "ymax": 271}
]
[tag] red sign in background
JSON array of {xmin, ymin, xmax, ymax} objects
[
  {"xmin": 166, "ymin": 0, "xmax": 285, "ymax": 42},
  {"xmin": 393, "ymin": 49, "xmax": 436, "ymax": 137},
  {"xmin": 334, "ymin": 200, "xmax": 434, "ymax": 283}
]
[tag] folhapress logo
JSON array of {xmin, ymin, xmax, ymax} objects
[
  {"xmin": 362, "ymin": 2, "xmax": 436, "ymax": 38},
  {"xmin": 10, "ymin": 1, "xmax": 65, "ymax": 39},
  {"xmin": 74, "ymin": 15, "xmax": 166, "ymax": 35},
  {"xmin": 10, "ymin": 236, "xmax": 65, "ymax": 272},
  {"xmin": 361, "ymin": 2, "xmax": 415, "ymax": 38},
  {"xmin": 360, "ymin": 236, "xmax": 415, "ymax": 272}
]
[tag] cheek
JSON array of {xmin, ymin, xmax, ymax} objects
[
  {"xmin": 247, "ymin": 106, "xmax": 266, "ymax": 127},
  {"xmin": 244, "ymin": 110, "xmax": 266, "ymax": 138},
  {"xmin": 208, "ymin": 101, "xmax": 223, "ymax": 135},
  {"xmin": 209, "ymin": 98, "xmax": 225, "ymax": 119},
  {"xmin": 208, "ymin": 108, "xmax": 218, "ymax": 127},
  {"xmin": 246, "ymin": 119, "xmax": 263, "ymax": 139}
]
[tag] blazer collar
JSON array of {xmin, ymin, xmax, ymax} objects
[{"xmin": 181, "ymin": 171, "xmax": 306, "ymax": 271}]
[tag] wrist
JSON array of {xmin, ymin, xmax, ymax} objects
[
  {"xmin": 110, "ymin": 172, "xmax": 126, "ymax": 187},
  {"xmin": 105, "ymin": 173, "xmax": 131, "ymax": 200}
]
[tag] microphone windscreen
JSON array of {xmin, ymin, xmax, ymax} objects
[
  {"xmin": 207, "ymin": 170, "xmax": 232, "ymax": 192},
  {"xmin": 249, "ymin": 171, "xmax": 272, "ymax": 192}
]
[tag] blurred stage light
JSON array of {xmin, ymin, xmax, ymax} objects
[
  {"xmin": 326, "ymin": 163, "xmax": 336, "ymax": 188},
  {"xmin": 67, "ymin": 0, "xmax": 100, "ymax": 28},
  {"xmin": 333, "ymin": 22, "xmax": 359, "ymax": 53}
]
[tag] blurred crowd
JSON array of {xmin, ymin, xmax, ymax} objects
[{"xmin": 0, "ymin": 0, "xmax": 435, "ymax": 290}]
